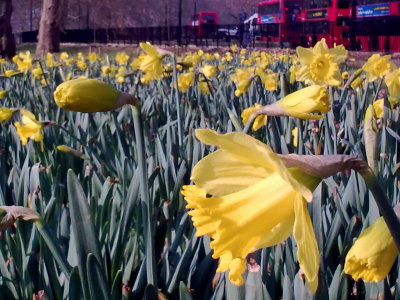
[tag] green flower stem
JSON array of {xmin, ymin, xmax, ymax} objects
[
  {"xmin": 371, "ymin": 77, "xmax": 384, "ymax": 103},
  {"xmin": 35, "ymin": 220, "xmax": 72, "ymax": 280},
  {"xmin": 170, "ymin": 55, "xmax": 183, "ymax": 149},
  {"xmin": 359, "ymin": 169, "xmax": 400, "ymax": 252},
  {"xmin": 130, "ymin": 104, "xmax": 157, "ymax": 287}
]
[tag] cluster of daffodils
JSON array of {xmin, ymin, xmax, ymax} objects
[{"xmin": 1, "ymin": 38, "xmax": 400, "ymax": 296}]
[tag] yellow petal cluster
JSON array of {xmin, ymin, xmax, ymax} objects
[
  {"xmin": 241, "ymin": 104, "xmax": 267, "ymax": 131},
  {"xmin": 362, "ymin": 54, "xmax": 395, "ymax": 82},
  {"xmin": 181, "ymin": 129, "xmax": 320, "ymax": 292},
  {"xmin": 14, "ymin": 110, "xmax": 44, "ymax": 151},
  {"xmin": 385, "ymin": 69, "xmax": 400, "ymax": 98},
  {"xmin": 0, "ymin": 107, "xmax": 14, "ymax": 122},
  {"xmin": 232, "ymin": 68, "xmax": 254, "ymax": 97},
  {"xmin": 139, "ymin": 42, "xmax": 164, "ymax": 81},
  {"xmin": 54, "ymin": 78, "xmax": 121, "ymax": 113},
  {"xmin": 344, "ymin": 217, "xmax": 397, "ymax": 282},
  {"xmin": 296, "ymin": 39, "xmax": 347, "ymax": 86},
  {"xmin": 276, "ymin": 85, "xmax": 329, "ymax": 119},
  {"xmin": 177, "ymin": 72, "xmax": 195, "ymax": 92},
  {"xmin": 200, "ymin": 64, "xmax": 216, "ymax": 79}
]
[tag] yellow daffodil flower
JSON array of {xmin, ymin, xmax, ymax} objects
[
  {"xmin": 76, "ymin": 60, "xmax": 87, "ymax": 70},
  {"xmin": 181, "ymin": 129, "xmax": 320, "ymax": 292},
  {"xmin": 241, "ymin": 104, "xmax": 267, "ymax": 131},
  {"xmin": 296, "ymin": 38, "xmax": 347, "ymax": 86},
  {"xmin": 0, "ymin": 90, "xmax": 8, "ymax": 100},
  {"xmin": 385, "ymin": 69, "xmax": 400, "ymax": 98},
  {"xmin": 88, "ymin": 52, "xmax": 98, "ymax": 63},
  {"xmin": 199, "ymin": 80, "xmax": 211, "ymax": 95},
  {"xmin": 342, "ymin": 71, "xmax": 350, "ymax": 79},
  {"xmin": 200, "ymin": 64, "xmax": 216, "ymax": 79},
  {"xmin": 351, "ymin": 77, "xmax": 365, "ymax": 89},
  {"xmin": 3, "ymin": 69, "xmax": 22, "ymax": 77},
  {"xmin": 101, "ymin": 65, "xmax": 112, "ymax": 76},
  {"xmin": 276, "ymin": 85, "xmax": 329, "ymax": 119},
  {"xmin": 0, "ymin": 107, "xmax": 14, "ymax": 122},
  {"xmin": 344, "ymin": 217, "xmax": 397, "ymax": 282},
  {"xmin": 264, "ymin": 72, "xmax": 278, "ymax": 91},
  {"xmin": 232, "ymin": 68, "xmax": 254, "ymax": 97},
  {"xmin": 14, "ymin": 110, "xmax": 44, "ymax": 151},
  {"xmin": 130, "ymin": 54, "xmax": 145, "ymax": 70},
  {"xmin": 363, "ymin": 105, "xmax": 379, "ymax": 174},
  {"xmin": 139, "ymin": 42, "xmax": 165, "ymax": 80},
  {"xmin": 372, "ymin": 99, "xmax": 384, "ymax": 118},
  {"xmin": 177, "ymin": 72, "xmax": 194, "ymax": 92},
  {"xmin": 362, "ymin": 54, "xmax": 395, "ymax": 82},
  {"xmin": 54, "ymin": 78, "xmax": 137, "ymax": 112},
  {"xmin": 230, "ymin": 44, "xmax": 239, "ymax": 53},
  {"xmin": 60, "ymin": 52, "xmax": 69, "ymax": 61},
  {"xmin": 115, "ymin": 52, "xmax": 130, "ymax": 65}
]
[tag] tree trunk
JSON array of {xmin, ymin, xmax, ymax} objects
[
  {"xmin": 36, "ymin": 0, "xmax": 60, "ymax": 55},
  {"xmin": 0, "ymin": 0, "xmax": 16, "ymax": 59}
]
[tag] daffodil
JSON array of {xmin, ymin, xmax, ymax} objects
[
  {"xmin": 296, "ymin": 38, "xmax": 347, "ymax": 86},
  {"xmin": 200, "ymin": 64, "xmax": 216, "ymax": 79},
  {"xmin": 14, "ymin": 110, "xmax": 44, "ymax": 151},
  {"xmin": 54, "ymin": 78, "xmax": 138, "ymax": 112},
  {"xmin": 351, "ymin": 77, "xmax": 365, "ymax": 89},
  {"xmin": 362, "ymin": 54, "xmax": 395, "ymax": 82},
  {"xmin": 139, "ymin": 42, "xmax": 165, "ymax": 81},
  {"xmin": 177, "ymin": 72, "xmax": 194, "ymax": 92},
  {"xmin": 199, "ymin": 80, "xmax": 211, "ymax": 95},
  {"xmin": 241, "ymin": 104, "xmax": 267, "ymax": 131},
  {"xmin": 232, "ymin": 68, "xmax": 254, "ymax": 97},
  {"xmin": 263, "ymin": 72, "xmax": 278, "ymax": 91},
  {"xmin": 182, "ymin": 129, "xmax": 321, "ymax": 292},
  {"xmin": 115, "ymin": 52, "xmax": 130, "ymax": 65},
  {"xmin": 57, "ymin": 145, "xmax": 89, "ymax": 160},
  {"xmin": 255, "ymin": 85, "xmax": 329, "ymax": 120},
  {"xmin": 363, "ymin": 105, "xmax": 379, "ymax": 175},
  {"xmin": 3, "ymin": 69, "xmax": 22, "ymax": 77},
  {"xmin": 88, "ymin": 52, "xmax": 98, "ymax": 63},
  {"xmin": 0, "ymin": 107, "xmax": 14, "ymax": 122},
  {"xmin": 101, "ymin": 65, "xmax": 112, "ymax": 76},
  {"xmin": 372, "ymin": 99, "xmax": 384, "ymax": 118},
  {"xmin": 385, "ymin": 69, "xmax": 400, "ymax": 98},
  {"xmin": 345, "ymin": 217, "xmax": 397, "ymax": 282},
  {"xmin": 0, "ymin": 90, "xmax": 8, "ymax": 100}
]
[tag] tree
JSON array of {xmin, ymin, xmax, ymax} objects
[
  {"xmin": 36, "ymin": 0, "xmax": 60, "ymax": 55},
  {"xmin": 0, "ymin": 0, "xmax": 16, "ymax": 59}
]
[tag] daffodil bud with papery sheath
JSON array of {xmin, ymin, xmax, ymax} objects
[{"xmin": 54, "ymin": 78, "xmax": 138, "ymax": 113}]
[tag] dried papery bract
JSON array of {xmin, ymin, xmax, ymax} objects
[{"xmin": 0, "ymin": 206, "xmax": 40, "ymax": 232}]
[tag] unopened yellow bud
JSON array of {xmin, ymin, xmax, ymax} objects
[
  {"xmin": 54, "ymin": 78, "xmax": 138, "ymax": 113},
  {"xmin": 350, "ymin": 77, "xmax": 365, "ymax": 89}
]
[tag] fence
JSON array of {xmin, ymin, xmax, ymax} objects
[{"xmin": 16, "ymin": 25, "xmax": 269, "ymax": 49}]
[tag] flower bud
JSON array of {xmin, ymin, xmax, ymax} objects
[{"xmin": 54, "ymin": 78, "xmax": 138, "ymax": 113}]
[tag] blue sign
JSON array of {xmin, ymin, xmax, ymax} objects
[
  {"xmin": 260, "ymin": 15, "xmax": 277, "ymax": 23},
  {"xmin": 357, "ymin": 3, "xmax": 390, "ymax": 17}
]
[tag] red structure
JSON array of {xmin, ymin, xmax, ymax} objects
[
  {"xmin": 298, "ymin": 0, "xmax": 351, "ymax": 47},
  {"xmin": 257, "ymin": 0, "xmax": 302, "ymax": 46},
  {"xmin": 353, "ymin": 1, "xmax": 400, "ymax": 52},
  {"xmin": 190, "ymin": 12, "xmax": 219, "ymax": 38}
]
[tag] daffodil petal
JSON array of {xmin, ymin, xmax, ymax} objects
[{"xmin": 293, "ymin": 194, "xmax": 319, "ymax": 294}]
